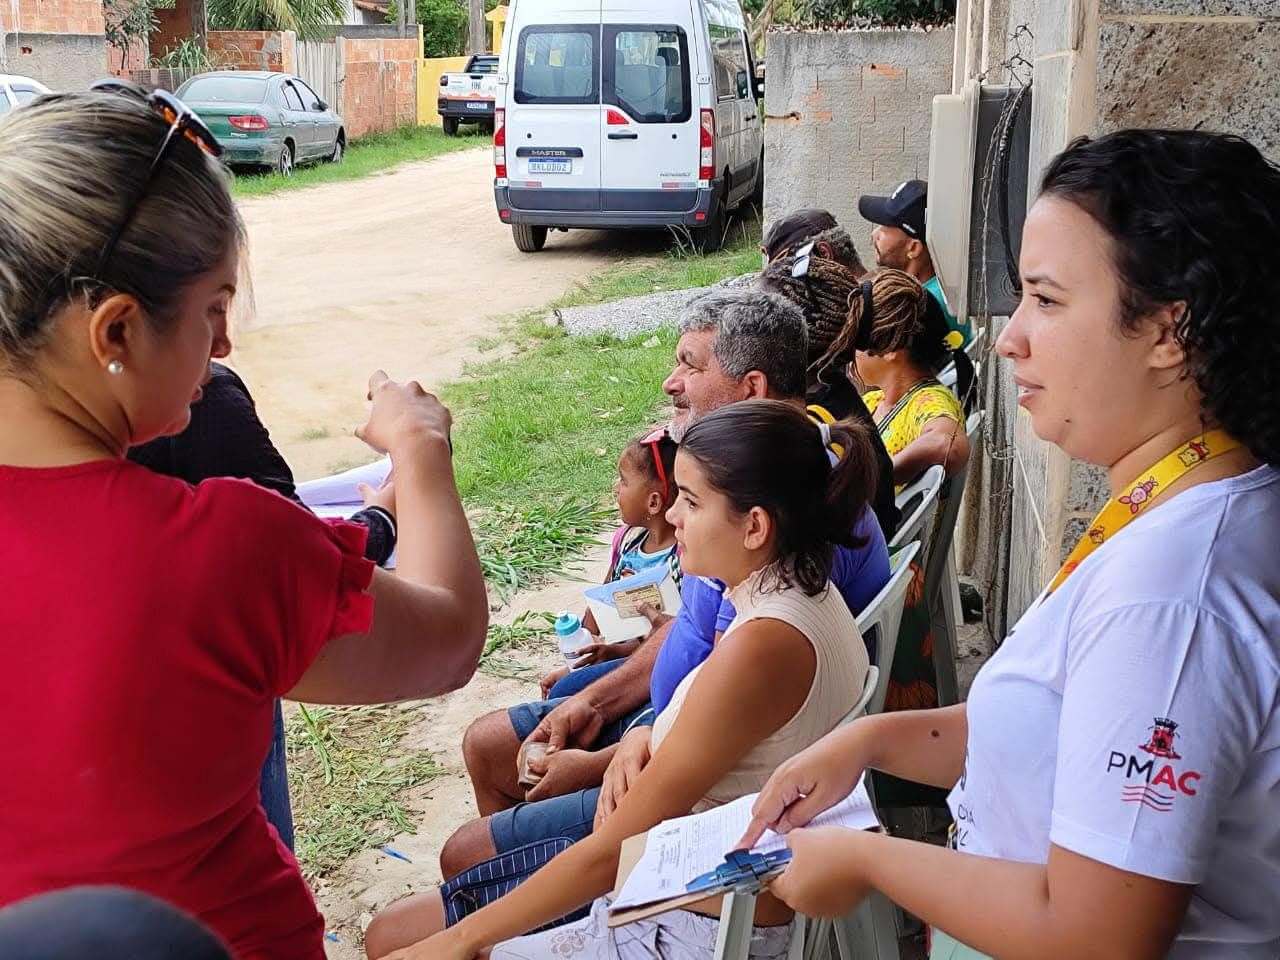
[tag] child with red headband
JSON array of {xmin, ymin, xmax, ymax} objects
[{"xmin": 542, "ymin": 429, "xmax": 681, "ymax": 692}]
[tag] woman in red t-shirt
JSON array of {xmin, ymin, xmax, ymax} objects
[{"xmin": 0, "ymin": 87, "xmax": 488, "ymax": 958}]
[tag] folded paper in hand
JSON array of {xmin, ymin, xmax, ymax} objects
[
  {"xmin": 584, "ymin": 563, "xmax": 682, "ymax": 644},
  {"xmin": 610, "ymin": 777, "xmax": 879, "ymax": 917}
]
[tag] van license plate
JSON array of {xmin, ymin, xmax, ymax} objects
[
  {"xmin": 529, "ymin": 159, "xmax": 571, "ymax": 174},
  {"xmin": 466, "ymin": 101, "xmax": 488, "ymax": 110}
]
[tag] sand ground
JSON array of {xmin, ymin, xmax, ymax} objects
[{"xmin": 230, "ymin": 145, "xmax": 673, "ymax": 481}]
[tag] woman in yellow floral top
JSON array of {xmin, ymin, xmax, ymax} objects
[
  {"xmin": 830, "ymin": 268, "xmax": 970, "ymax": 487},
  {"xmin": 863, "ymin": 382, "xmax": 966, "ymax": 492},
  {"xmin": 813, "ymin": 269, "xmax": 971, "ymax": 726}
]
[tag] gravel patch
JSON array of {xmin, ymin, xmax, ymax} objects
[{"xmin": 557, "ymin": 272, "xmax": 759, "ymax": 338}]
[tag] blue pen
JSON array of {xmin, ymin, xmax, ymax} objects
[{"xmin": 381, "ymin": 846, "xmax": 413, "ymax": 864}]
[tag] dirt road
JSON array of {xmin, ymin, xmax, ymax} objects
[{"xmin": 231, "ymin": 146, "xmax": 657, "ymax": 480}]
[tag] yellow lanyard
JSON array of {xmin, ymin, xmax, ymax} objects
[{"xmin": 1046, "ymin": 429, "xmax": 1242, "ymax": 595}]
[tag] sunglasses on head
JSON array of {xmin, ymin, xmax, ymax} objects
[
  {"xmin": 642, "ymin": 427, "xmax": 671, "ymax": 503},
  {"xmin": 88, "ymin": 79, "xmax": 222, "ymax": 280}
]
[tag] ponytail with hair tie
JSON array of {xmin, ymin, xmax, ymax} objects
[{"xmin": 680, "ymin": 400, "xmax": 879, "ymax": 597}]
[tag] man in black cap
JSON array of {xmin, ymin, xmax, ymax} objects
[{"xmin": 858, "ymin": 179, "xmax": 971, "ymax": 346}]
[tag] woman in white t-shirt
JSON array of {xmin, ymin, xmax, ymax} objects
[{"xmin": 738, "ymin": 128, "xmax": 1280, "ymax": 959}]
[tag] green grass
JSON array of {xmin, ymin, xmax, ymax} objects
[
  {"xmin": 300, "ymin": 426, "xmax": 330, "ymax": 441},
  {"xmin": 230, "ymin": 124, "xmax": 488, "ymax": 198},
  {"xmin": 286, "ymin": 704, "xmax": 442, "ymax": 879},
  {"xmin": 551, "ymin": 209, "xmax": 762, "ymax": 309},
  {"xmin": 440, "ymin": 324, "xmax": 679, "ymax": 595},
  {"xmin": 479, "ymin": 610, "xmax": 558, "ymax": 678}
]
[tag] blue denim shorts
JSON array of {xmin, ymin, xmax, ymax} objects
[
  {"xmin": 497, "ymin": 699, "xmax": 653, "ymax": 854},
  {"xmin": 490, "ymin": 786, "xmax": 602, "ymax": 854}
]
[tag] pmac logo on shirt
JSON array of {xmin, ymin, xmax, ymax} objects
[{"xmin": 1105, "ymin": 717, "xmax": 1202, "ymax": 813}]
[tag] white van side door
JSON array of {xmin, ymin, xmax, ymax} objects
[
  {"xmin": 708, "ymin": 23, "xmax": 744, "ymax": 191},
  {"xmin": 709, "ymin": 22, "xmax": 757, "ymax": 202}
]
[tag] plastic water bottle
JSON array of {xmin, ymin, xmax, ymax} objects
[{"xmin": 554, "ymin": 611, "xmax": 592, "ymax": 667}]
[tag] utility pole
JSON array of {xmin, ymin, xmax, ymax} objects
[{"xmin": 467, "ymin": 0, "xmax": 485, "ymax": 54}]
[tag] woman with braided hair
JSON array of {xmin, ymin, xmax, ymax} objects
[
  {"xmin": 809, "ymin": 268, "xmax": 973, "ymax": 720},
  {"xmin": 757, "ymin": 245, "xmax": 899, "ymax": 537}
]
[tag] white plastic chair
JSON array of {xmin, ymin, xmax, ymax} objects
[
  {"xmin": 925, "ymin": 410, "xmax": 985, "ymax": 707},
  {"xmin": 888, "ymin": 465, "xmax": 945, "ymax": 554},
  {"xmin": 857, "ymin": 541, "xmax": 920, "ymax": 716}
]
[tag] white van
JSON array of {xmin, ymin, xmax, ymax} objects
[{"xmin": 493, "ymin": 0, "xmax": 764, "ymax": 253}]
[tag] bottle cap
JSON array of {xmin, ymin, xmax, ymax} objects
[{"xmin": 554, "ymin": 611, "xmax": 581, "ymax": 636}]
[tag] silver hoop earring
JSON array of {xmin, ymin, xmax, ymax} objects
[{"xmin": 107, "ymin": 361, "xmax": 124, "ymax": 375}]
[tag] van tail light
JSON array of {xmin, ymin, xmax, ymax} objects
[
  {"xmin": 229, "ymin": 114, "xmax": 269, "ymax": 132},
  {"xmin": 494, "ymin": 108, "xmax": 506, "ymax": 179},
  {"xmin": 439, "ymin": 75, "xmax": 448, "ymax": 87},
  {"xmin": 699, "ymin": 108, "xmax": 714, "ymax": 181}
]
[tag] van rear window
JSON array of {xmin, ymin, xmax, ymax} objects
[
  {"xmin": 605, "ymin": 26, "xmax": 690, "ymax": 124},
  {"xmin": 515, "ymin": 26, "xmax": 599, "ymax": 105}
]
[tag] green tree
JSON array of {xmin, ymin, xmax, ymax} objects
[
  {"xmin": 797, "ymin": 0, "xmax": 953, "ymax": 24},
  {"xmin": 104, "ymin": 0, "xmax": 171, "ymax": 72},
  {"xmin": 207, "ymin": 0, "xmax": 344, "ymax": 40},
  {"xmin": 418, "ymin": 0, "xmax": 466, "ymax": 57}
]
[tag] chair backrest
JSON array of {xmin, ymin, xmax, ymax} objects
[
  {"xmin": 888, "ymin": 465, "xmax": 944, "ymax": 552},
  {"xmin": 837, "ymin": 665, "xmax": 879, "ymax": 727},
  {"xmin": 922, "ymin": 410, "xmax": 985, "ymax": 602},
  {"xmin": 856, "ymin": 541, "xmax": 919, "ymax": 715}
]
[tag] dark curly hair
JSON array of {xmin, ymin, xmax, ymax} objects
[
  {"xmin": 1041, "ymin": 129, "xmax": 1280, "ymax": 465},
  {"xmin": 678, "ymin": 399, "xmax": 877, "ymax": 596}
]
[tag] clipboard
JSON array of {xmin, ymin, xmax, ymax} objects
[
  {"xmin": 607, "ymin": 838, "xmax": 789, "ymax": 927},
  {"xmin": 606, "ymin": 780, "xmax": 882, "ymax": 928}
]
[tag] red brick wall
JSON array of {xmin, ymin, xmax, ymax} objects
[
  {"xmin": 208, "ymin": 30, "xmax": 296, "ymax": 73},
  {"xmin": 16, "ymin": 0, "xmax": 104, "ymax": 34},
  {"xmin": 109, "ymin": 37, "xmax": 150, "ymax": 74},
  {"xmin": 340, "ymin": 36, "xmax": 417, "ymax": 139}
]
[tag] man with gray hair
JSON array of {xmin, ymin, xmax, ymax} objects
[
  {"xmin": 664, "ymin": 289, "xmax": 809, "ymax": 442},
  {"xmin": 418, "ymin": 289, "xmax": 896, "ymax": 903},
  {"xmin": 664, "ymin": 290, "xmax": 896, "ymax": 533}
]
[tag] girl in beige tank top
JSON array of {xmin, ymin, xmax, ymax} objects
[
  {"xmin": 650, "ymin": 564, "xmax": 869, "ymax": 813},
  {"xmin": 375, "ymin": 399, "xmax": 887, "ymax": 960}
]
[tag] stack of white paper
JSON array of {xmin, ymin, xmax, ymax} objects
[{"xmin": 297, "ymin": 457, "xmax": 396, "ymax": 568}]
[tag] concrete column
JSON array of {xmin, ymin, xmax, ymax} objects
[{"xmin": 1000, "ymin": 0, "xmax": 1279, "ymax": 625}]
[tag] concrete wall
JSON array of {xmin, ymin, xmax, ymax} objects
[
  {"xmin": 762, "ymin": 26, "xmax": 955, "ymax": 258},
  {"xmin": 417, "ymin": 54, "xmax": 469, "ymax": 126},
  {"xmin": 2, "ymin": 32, "xmax": 107, "ymax": 87},
  {"xmin": 958, "ymin": 0, "xmax": 1280, "ymax": 631},
  {"xmin": 1094, "ymin": 0, "xmax": 1280, "ymax": 159},
  {"xmin": 1, "ymin": 0, "xmax": 109, "ymax": 88}
]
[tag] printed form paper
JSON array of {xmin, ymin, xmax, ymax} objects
[{"xmin": 611, "ymin": 778, "xmax": 878, "ymax": 912}]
